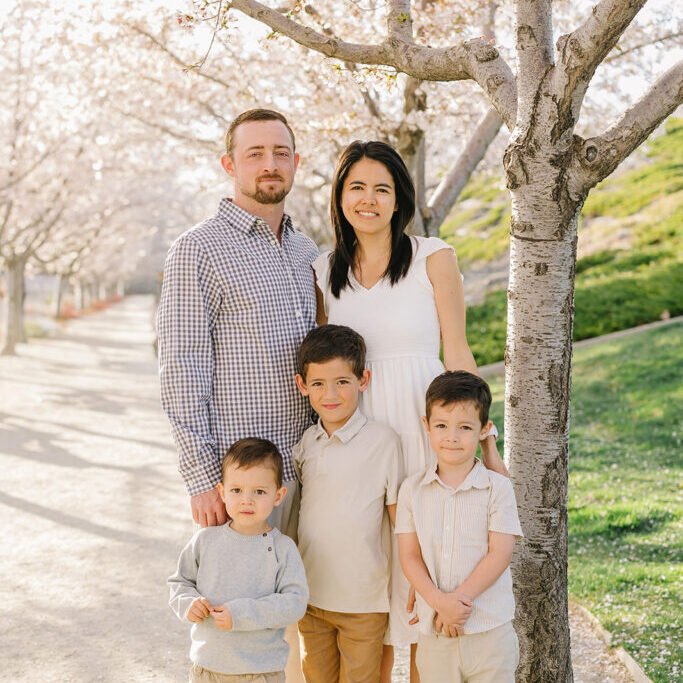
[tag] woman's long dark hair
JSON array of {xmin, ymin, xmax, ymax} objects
[{"xmin": 329, "ymin": 140, "xmax": 415, "ymax": 298}]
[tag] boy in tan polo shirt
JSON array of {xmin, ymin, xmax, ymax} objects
[
  {"xmin": 396, "ymin": 371, "xmax": 523, "ymax": 683},
  {"xmin": 293, "ymin": 324, "xmax": 402, "ymax": 683}
]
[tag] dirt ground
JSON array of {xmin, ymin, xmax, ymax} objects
[{"xmin": 0, "ymin": 296, "xmax": 634, "ymax": 682}]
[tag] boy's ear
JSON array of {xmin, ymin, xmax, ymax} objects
[
  {"xmin": 216, "ymin": 482, "xmax": 226, "ymax": 503},
  {"xmin": 294, "ymin": 374, "xmax": 309, "ymax": 396},
  {"xmin": 479, "ymin": 419, "xmax": 493, "ymax": 440},
  {"xmin": 421, "ymin": 415, "xmax": 429, "ymax": 432},
  {"xmin": 273, "ymin": 485, "xmax": 287, "ymax": 507},
  {"xmin": 358, "ymin": 368, "xmax": 371, "ymax": 392}
]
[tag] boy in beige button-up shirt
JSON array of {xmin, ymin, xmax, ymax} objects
[
  {"xmin": 293, "ymin": 325, "xmax": 402, "ymax": 683},
  {"xmin": 396, "ymin": 371, "xmax": 523, "ymax": 683}
]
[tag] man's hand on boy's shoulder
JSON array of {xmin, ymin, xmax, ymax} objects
[
  {"xmin": 211, "ymin": 605, "xmax": 234, "ymax": 630},
  {"xmin": 187, "ymin": 596, "xmax": 213, "ymax": 623}
]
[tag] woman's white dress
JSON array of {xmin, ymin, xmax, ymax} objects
[{"xmin": 312, "ymin": 235, "xmax": 455, "ymax": 646}]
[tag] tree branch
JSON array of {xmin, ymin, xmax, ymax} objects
[
  {"xmin": 229, "ymin": 0, "xmax": 518, "ymax": 129},
  {"xmin": 515, "ymin": 0, "xmax": 554, "ymax": 88},
  {"xmin": 604, "ymin": 30, "xmax": 683, "ymax": 64},
  {"xmin": 553, "ymin": 0, "xmax": 647, "ymax": 125},
  {"xmin": 573, "ymin": 59, "xmax": 683, "ymax": 191},
  {"xmin": 387, "ymin": 0, "xmax": 413, "ymax": 42},
  {"xmin": 424, "ymin": 106, "xmax": 503, "ymax": 235}
]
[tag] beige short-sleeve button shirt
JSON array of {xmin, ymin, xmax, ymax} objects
[
  {"xmin": 395, "ymin": 459, "xmax": 523, "ymax": 634},
  {"xmin": 294, "ymin": 409, "xmax": 403, "ymax": 613}
]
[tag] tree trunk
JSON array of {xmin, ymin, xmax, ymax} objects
[
  {"xmin": 74, "ymin": 279, "xmax": 85, "ymax": 311},
  {"xmin": 53, "ymin": 273, "xmax": 65, "ymax": 319},
  {"xmin": 98, "ymin": 282, "xmax": 107, "ymax": 301},
  {"xmin": 505, "ymin": 147, "xmax": 584, "ymax": 681},
  {"xmin": 1, "ymin": 254, "xmax": 27, "ymax": 355},
  {"xmin": 116, "ymin": 279, "xmax": 125, "ymax": 297}
]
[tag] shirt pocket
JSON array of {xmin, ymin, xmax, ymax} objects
[{"xmin": 457, "ymin": 496, "xmax": 490, "ymax": 547}]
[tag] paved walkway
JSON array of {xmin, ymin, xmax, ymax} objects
[{"xmin": 0, "ymin": 296, "xmax": 634, "ymax": 682}]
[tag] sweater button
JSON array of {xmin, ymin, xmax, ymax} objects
[
  {"xmin": 268, "ymin": 547, "xmax": 272, "ymax": 551},
  {"xmin": 263, "ymin": 533, "xmax": 267, "ymax": 537}
]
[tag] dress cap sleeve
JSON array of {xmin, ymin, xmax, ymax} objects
[
  {"xmin": 415, "ymin": 236, "xmax": 455, "ymax": 261},
  {"xmin": 412, "ymin": 236, "xmax": 460, "ymax": 289},
  {"xmin": 312, "ymin": 250, "xmax": 332, "ymax": 288}
]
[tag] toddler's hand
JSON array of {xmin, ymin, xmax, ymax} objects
[
  {"xmin": 187, "ymin": 597, "xmax": 212, "ymax": 623},
  {"xmin": 406, "ymin": 585, "xmax": 419, "ymax": 625},
  {"xmin": 211, "ymin": 605, "xmax": 234, "ymax": 630}
]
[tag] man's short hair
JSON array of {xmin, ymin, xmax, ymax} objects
[
  {"xmin": 224, "ymin": 109, "xmax": 296, "ymax": 156},
  {"xmin": 425, "ymin": 371, "xmax": 492, "ymax": 426},
  {"xmin": 297, "ymin": 324, "xmax": 366, "ymax": 380},
  {"xmin": 221, "ymin": 437, "xmax": 284, "ymax": 488}
]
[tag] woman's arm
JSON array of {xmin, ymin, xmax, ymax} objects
[
  {"xmin": 428, "ymin": 248, "xmax": 509, "ymax": 477},
  {"xmin": 427, "ymin": 248, "xmax": 477, "ymax": 374}
]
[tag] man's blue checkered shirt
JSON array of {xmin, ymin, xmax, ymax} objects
[{"xmin": 157, "ymin": 199, "xmax": 318, "ymax": 495}]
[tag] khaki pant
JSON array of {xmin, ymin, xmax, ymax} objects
[
  {"xmin": 298, "ymin": 605, "xmax": 388, "ymax": 683},
  {"xmin": 415, "ymin": 621, "xmax": 519, "ymax": 683},
  {"xmin": 189, "ymin": 664, "xmax": 285, "ymax": 683}
]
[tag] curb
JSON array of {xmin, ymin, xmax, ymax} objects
[
  {"xmin": 479, "ymin": 315, "xmax": 683, "ymax": 378},
  {"xmin": 570, "ymin": 602, "xmax": 653, "ymax": 683}
]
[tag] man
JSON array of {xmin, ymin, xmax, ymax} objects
[{"xmin": 157, "ymin": 109, "xmax": 318, "ymax": 536}]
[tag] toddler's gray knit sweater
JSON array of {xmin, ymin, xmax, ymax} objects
[{"xmin": 169, "ymin": 523, "xmax": 308, "ymax": 675}]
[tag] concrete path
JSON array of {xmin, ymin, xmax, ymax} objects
[{"xmin": 0, "ymin": 296, "xmax": 634, "ymax": 682}]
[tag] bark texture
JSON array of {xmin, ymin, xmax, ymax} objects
[{"xmin": 1, "ymin": 254, "xmax": 27, "ymax": 355}]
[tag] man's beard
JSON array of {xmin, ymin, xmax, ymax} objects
[{"xmin": 243, "ymin": 177, "xmax": 289, "ymax": 205}]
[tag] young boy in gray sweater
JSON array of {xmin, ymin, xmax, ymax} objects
[{"xmin": 169, "ymin": 438, "xmax": 309, "ymax": 683}]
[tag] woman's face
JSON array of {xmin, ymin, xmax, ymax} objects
[{"xmin": 340, "ymin": 157, "xmax": 397, "ymax": 240}]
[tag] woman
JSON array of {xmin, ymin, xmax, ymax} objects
[{"xmin": 313, "ymin": 140, "xmax": 507, "ymax": 682}]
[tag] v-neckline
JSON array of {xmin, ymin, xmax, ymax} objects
[{"xmin": 350, "ymin": 270, "xmax": 384, "ymax": 292}]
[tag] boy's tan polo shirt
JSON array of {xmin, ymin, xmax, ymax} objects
[
  {"xmin": 293, "ymin": 409, "xmax": 402, "ymax": 614},
  {"xmin": 395, "ymin": 459, "xmax": 523, "ymax": 635}
]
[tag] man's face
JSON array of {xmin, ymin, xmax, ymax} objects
[{"xmin": 221, "ymin": 120, "xmax": 299, "ymax": 206}]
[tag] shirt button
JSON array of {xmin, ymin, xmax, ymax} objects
[
  {"xmin": 295, "ymin": 311, "xmax": 302, "ymax": 318},
  {"xmin": 262, "ymin": 533, "xmax": 267, "ymax": 537}
]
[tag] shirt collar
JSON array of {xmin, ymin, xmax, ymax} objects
[
  {"xmin": 313, "ymin": 408, "xmax": 367, "ymax": 444},
  {"xmin": 218, "ymin": 198, "xmax": 294, "ymax": 236},
  {"xmin": 420, "ymin": 458, "xmax": 491, "ymax": 492}
]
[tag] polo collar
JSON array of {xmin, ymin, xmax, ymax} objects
[
  {"xmin": 218, "ymin": 198, "xmax": 294, "ymax": 236},
  {"xmin": 421, "ymin": 458, "xmax": 491, "ymax": 492},
  {"xmin": 313, "ymin": 408, "xmax": 367, "ymax": 444}
]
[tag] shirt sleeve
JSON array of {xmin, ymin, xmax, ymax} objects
[
  {"xmin": 167, "ymin": 534, "xmax": 202, "ymax": 622},
  {"xmin": 384, "ymin": 430, "xmax": 403, "ymax": 506},
  {"xmin": 292, "ymin": 436, "xmax": 304, "ymax": 484},
  {"xmin": 394, "ymin": 479, "xmax": 417, "ymax": 534},
  {"xmin": 227, "ymin": 538, "xmax": 309, "ymax": 631},
  {"xmin": 488, "ymin": 476, "xmax": 524, "ymax": 537},
  {"xmin": 156, "ymin": 235, "xmax": 222, "ymax": 495}
]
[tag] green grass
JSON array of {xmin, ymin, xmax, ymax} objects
[
  {"xmin": 466, "ymin": 252, "xmax": 682, "ymax": 365},
  {"xmin": 486, "ymin": 322, "xmax": 682, "ymax": 682}
]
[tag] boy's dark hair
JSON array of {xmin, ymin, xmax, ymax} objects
[
  {"xmin": 225, "ymin": 108, "xmax": 296, "ymax": 155},
  {"xmin": 297, "ymin": 324, "xmax": 366, "ymax": 380},
  {"xmin": 221, "ymin": 437, "xmax": 284, "ymax": 488},
  {"xmin": 425, "ymin": 371, "xmax": 492, "ymax": 426}
]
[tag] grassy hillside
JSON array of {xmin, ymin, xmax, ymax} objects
[
  {"xmin": 486, "ymin": 322, "xmax": 682, "ymax": 683},
  {"xmin": 447, "ymin": 117, "xmax": 683, "ymax": 365},
  {"xmin": 441, "ymin": 116, "xmax": 682, "ymax": 268}
]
